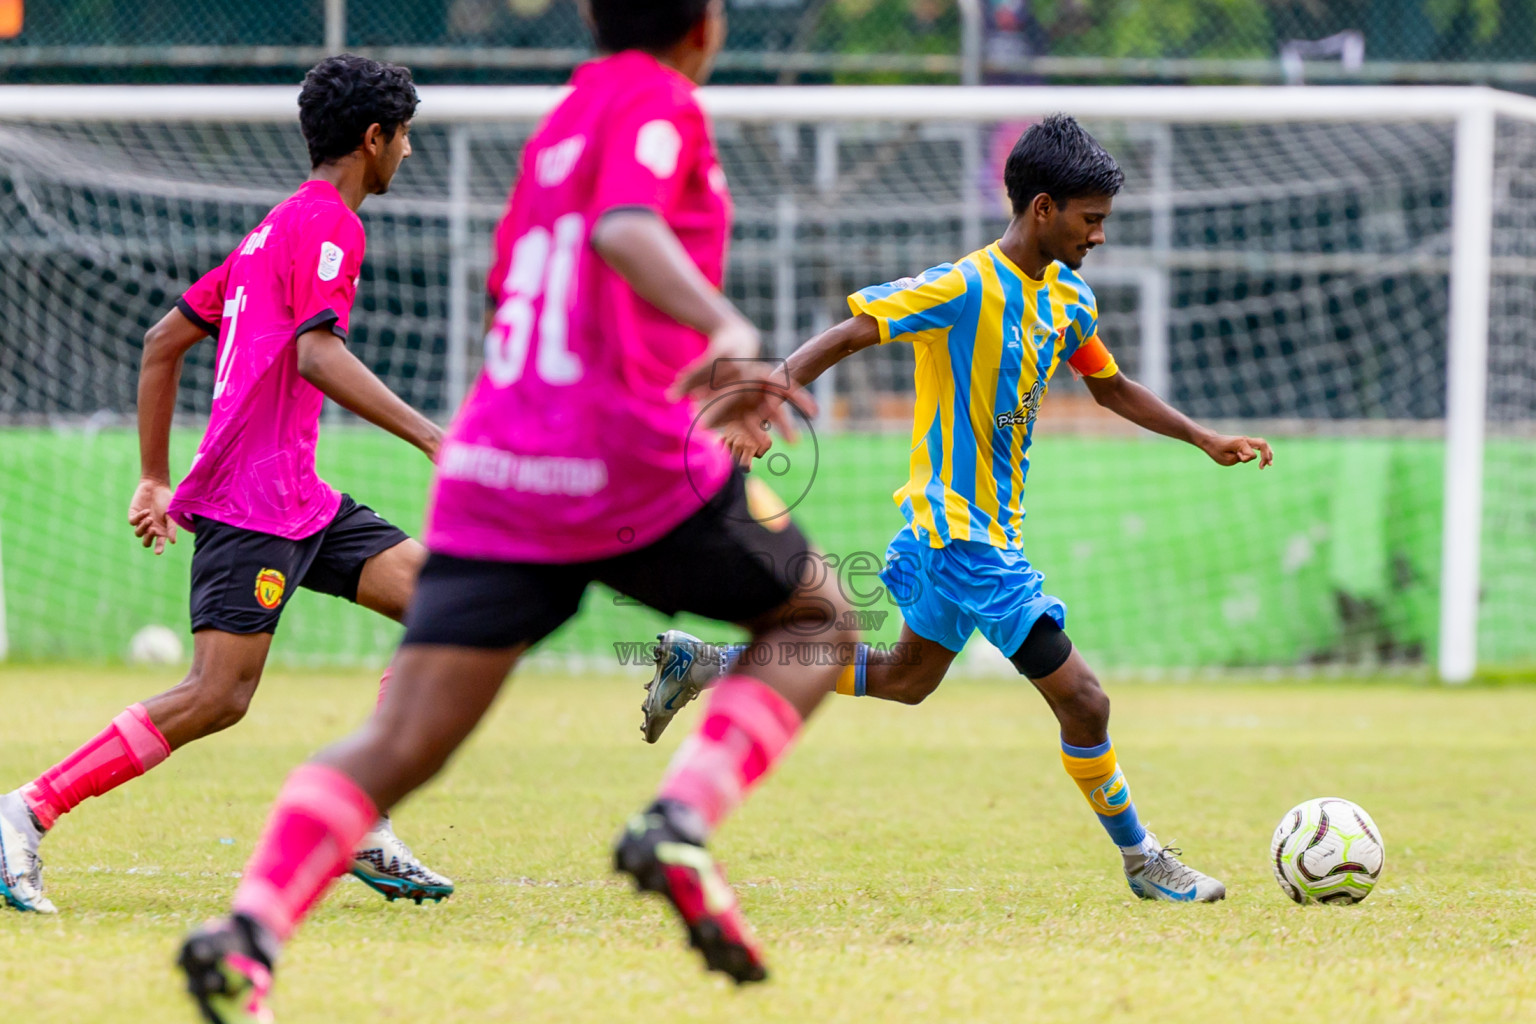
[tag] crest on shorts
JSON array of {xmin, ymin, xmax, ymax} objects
[{"xmin": 255, "ymin": 568, "xmax": 287, "ymax": 610}]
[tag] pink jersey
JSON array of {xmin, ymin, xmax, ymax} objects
[
  {"xmin": 426, "ymin": 51, "xmax": 734, "ymax": 564},
  {"xmin": 168, "ymin": 179, "xmax": 365, "ymax": 539}
]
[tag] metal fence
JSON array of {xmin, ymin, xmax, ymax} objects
[{"xmin": 7, "ymin": 1, "xmax": 1536, "ymax": 86}]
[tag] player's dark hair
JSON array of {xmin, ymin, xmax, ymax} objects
[
  {"xmin": 298, "ymin": 55, "xmax": 419, "ymax": 169},
  {"xmin": 1004, "ymin": 114, "xmax": 1124, "ymax": 216},
  {"xmin": 587, "ymin": 0, "xmax": 712, "ymax": 53}
]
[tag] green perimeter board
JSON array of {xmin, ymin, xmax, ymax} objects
[{"xmin": 0, "ymin": 428, "xmax": 1529, "ymax": 668}]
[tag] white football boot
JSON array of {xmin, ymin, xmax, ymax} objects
[
  {"xmin": 1124, "ymin": 832, "xmax": 1227, "ymax": 903},
  {"xmin": 640, "ymin": 631, "xmax": 741, "ymax": 744},
  {"xmin": 0, "ymin": 790, "xmax": 56, "ymax": 913},
  {"xmin": 349, "ymin": 817, "xmax": 454, "ymax": 904}
]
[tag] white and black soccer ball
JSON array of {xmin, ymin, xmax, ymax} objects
[
  {"xmin": 128, "ymin": 624, "xmax": 185, "ymax": 666},
  {"xmin": 1271, "ymin": 797, "xmax": 1385, "ymax": 905}
]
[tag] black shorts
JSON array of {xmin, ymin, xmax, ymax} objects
[
  {"xmin": 402, "ymin": 470, "xmax": 812, "ymax": 649},
  {"xmin": 188, "ymin": 494, "xmax": 410, "ymax": 635}
]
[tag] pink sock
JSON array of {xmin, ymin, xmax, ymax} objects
[
  {"xmin": 657, "ymin": 675, "xmax": 802, "ymax": 831},
  {"xmin": 21, "ymin": 703, "xmax": 171, "ymax": 829},
  {"xmin": 375, "ymin": 667, "xmax": 392, "ymax": 714},
  {"xmin": 232, "ymin": 763, "xmax": 377, "ymax": 942}
]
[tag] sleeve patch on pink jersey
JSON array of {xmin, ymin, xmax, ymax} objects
[
  {"xmin": 318, "ymin": 241, "xmax": 344, "ymax": 282},
  {"xmin": 635, "ymin": 120, "xmax": 682, "ymax": 180}
]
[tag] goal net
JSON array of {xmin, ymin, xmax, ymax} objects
[{"xmin": 0, "ymin": 85, "xmax": 1530, "ymax": 678}]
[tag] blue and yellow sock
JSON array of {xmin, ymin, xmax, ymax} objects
[
  {"xmin": 1060, "ymin": 737, "xmax": 1150, "ymax": 853},
  {"xmin": 834, "ymin": 643, "xmax": 870, "ymax": 696}
]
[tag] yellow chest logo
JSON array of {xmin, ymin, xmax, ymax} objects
[{"xmin": 255, "ymin": 568, "xmax": 287, "ymax": 610}]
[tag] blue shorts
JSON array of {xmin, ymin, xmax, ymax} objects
[{"xmin": 878, "ymin": 526, "xmax": 1067, "ymax": 656}]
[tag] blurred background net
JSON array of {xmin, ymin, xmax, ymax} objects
[
  {"xmin": 1, "ymin": 106, "xmax": 1532, "ymax": 670},
  {"xmin": 10, "ymin": 1, "xmax": 1536, "ymax": 85}
]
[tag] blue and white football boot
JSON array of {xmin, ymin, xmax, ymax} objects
[
  {"xmin": 1124, "ymin": 832, "xmax": 1226, "ymax": 903},
  {"xmin": 0, "ymin": 790, "xmax": 56, "ymax": 913},
  {"xmin": 640, "ymin": 631, "xmax": 740, "ymax": 744}
]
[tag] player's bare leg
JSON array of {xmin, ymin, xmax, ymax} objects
[
  {"xmin": 640, "ymin": 623, "xmax": 950, "ymax": 741},
  {"xmin": 322, "ymin": 644, "xmax": 523, "ymax": 811},
  {"xmin": 1029, "ymin": 645, "xmax": 1225, "ymax": 902},
  {"xmin": 1, "ymin": 630, "xmax": 268, "ymax": 913},
  {"xmin": 352, "ymin": 537, "xmax": 426, "ymax": 622},
  {"xmin": 840, "ymin": 625, "xmax": 957, "ymax": 705},
  {"xmin": 616, "ymin": 570, "xmax": 855, "ymax": 983},
  {"xmin": 179, "ymin": 642, "xmax": 521, "ymax": 1021},
  {"xmin": 338, "ymin": 538, "xmax": 455, "ymax": 903},
  {"xmin": 141, "ymin": 632, "xmax": 275, "ymax": 747}
]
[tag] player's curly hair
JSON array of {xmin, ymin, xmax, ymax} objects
[
  {"xmin": 298, "ymin": 55, "xmax": 419, "ymax": 169},
  {"xmin": 587, "ymin": 0, "xmax": 712, "ymax": 53},
  {"xmin": 1005, "ymin": 114, "xmax": 1125, "ymax": 215}
]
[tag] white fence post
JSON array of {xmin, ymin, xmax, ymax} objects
[
  {"xmin": 1140, "ymin": 121, "xmax": 1174, "ymax": 397},
  {"xmin": 445, "ymin": 124, "xmax": 473, "ymax": 418},
  {"xmin": 324, "ymin": 0, "xmax": 347, "ymax": 54},
  {"xmin": 1439, "ymin": 100, "xmax": 1496, "ymax": 683}
]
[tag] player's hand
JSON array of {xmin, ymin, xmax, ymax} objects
[
  {"xmin": 717, "ymin": 418, "xmax": 773, "ymax": 469},
  {"xmin": 1201, "ymin": 433, "xmax": 1274, "ymax": 469},
  {"xmin": 670, "ymin": 315, "xmax": 818, "ymax": 454},
  {"xmin": 128, "ymin": 478, "xmax": 178, "ymax": 555}
]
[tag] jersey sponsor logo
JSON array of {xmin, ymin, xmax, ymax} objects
[
  {"xmin": 318, "ymin": 241, "xmax": 344, "ymax": 282},
  {"xmin": 240, "ymin": 224, "xmax": 272, "ymax": 256},
  {"xmin": 635, "ymin": 119, "xmax": 682, "ymax": 180},
  {"xmin": 995, "ymin": 380, "xmax": 1047, "ymax": 429},
  {"xmin": 254, "ymin": 568, "xmax": 287, "ymax": 610},
  {"xmin": 438, "ymin": 441, "xmax": 609, "ymax": 497},
  {"xmin": 536, "ymin": 134, "xmax": 586, "ymax": 188},
  {"xmin": 708, "ymin": 164, "xmax": 728, "ymax": 195}
]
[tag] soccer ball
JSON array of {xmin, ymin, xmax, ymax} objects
[
  {"xmin": 128, "ymin": 624, "xmax": 185, "ymax": 666},
  {"xmin": 1271, "ymin": 797, "xmax": 1385, "ymax": 905}
]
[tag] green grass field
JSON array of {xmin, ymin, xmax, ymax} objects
[{"xmin": 1, "ymin": 666, "xmax": 1534, "ymax": 1023}]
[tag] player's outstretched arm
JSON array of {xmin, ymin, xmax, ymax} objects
[
  {"xmin": 785, "ymin": 314, "xmax": 883, "ymax": 389},
  {"xmin": 295, "ymin": 329, "xmax": 443, "ymax": 460},
  {"xmin": 131, "ymin": 308, "xmax": 207, "ymax": 554},
  {"xmin": 1083, "ymin": 371, "xmax": 1274, "ymax": 469}
]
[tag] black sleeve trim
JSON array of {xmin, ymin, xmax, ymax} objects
[
  {"xmin": 597, "ymin": 204, "xmax": 663, "ymax": 218},
  {"xmin": 294, "ymin": 309, "xmax": 346, "ymax": 341},
  {"xmin": 175, "ymin": 297, "xmax": 218, "ymax": 336}
]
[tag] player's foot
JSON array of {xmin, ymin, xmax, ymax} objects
[
  {"xmin": 177, "ymin": 913, "xmax": 277, "ymax": 1024},
  {"xmin": 613, "ymin": 800, "xmax": 768, "ymax": 984},
  {"xmin": 0, "ymin": 790, "xmax": 55, "ymax": 914},
  {"xmin": 1124, "ymin": 832, "xmax": 1227, "ymax": 903},
  {"xmin": 641, "ymin": 631, "xmax": 732, "ymax": 743},
  {"xmin": 348, "ymin": 817, "xmax": 454, "ymax": 904}
]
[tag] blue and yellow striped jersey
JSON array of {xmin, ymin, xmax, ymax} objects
[{"xmin": 848, "ymin": 243, "xmax": 1120, "ymax": 550}]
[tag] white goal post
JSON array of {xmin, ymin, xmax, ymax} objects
[{"xmin": 0, "ymin": 84, "xmax": 1528, "ymax": 679}]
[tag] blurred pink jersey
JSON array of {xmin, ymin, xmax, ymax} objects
[
  {"xmin": 168, "ymin": 180, "xmax": 365, "ymax": 540},
  {"xmin": 426, "ymin": 51, "xmax": 734, "ymax": 564}
]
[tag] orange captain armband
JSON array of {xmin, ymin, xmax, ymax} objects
[{"xmin": 1067, "ymin": 336, "xmax": 1119, "ymax": 379}]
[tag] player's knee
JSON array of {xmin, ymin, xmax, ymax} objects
[
  {"xmin": 1059, "ymin": 672, "xmax": 1110, "ymax": 731},
  {"xmin": 890, "ymin": 676, "xmax": 941, "ymax": 706},
  {"xmin": 179, "ymin": 665, "xmax": 261, "ymax": 735},
  {"xmin": 886, "ymin": 659, "xmax": 945, "ymax": 705},
  {"xmin": 192, "ymin": 679, "xmax": 258, "ymax": 734}
]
